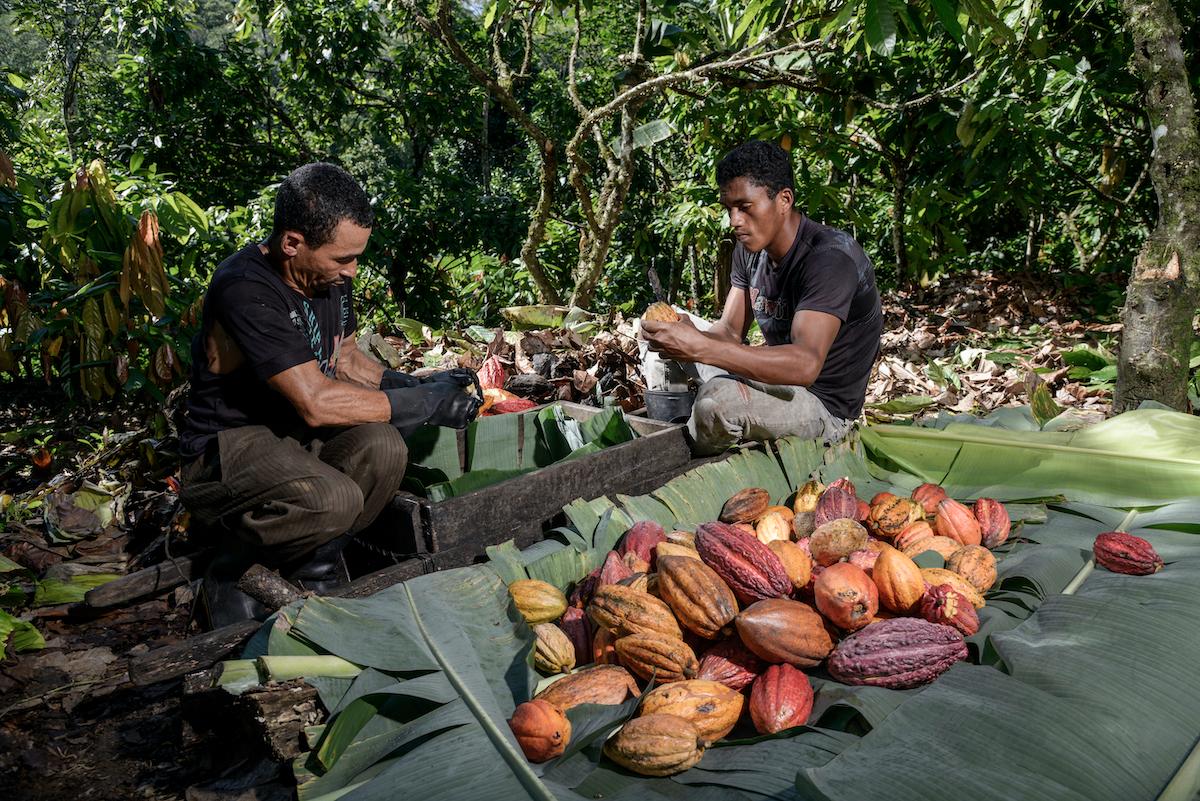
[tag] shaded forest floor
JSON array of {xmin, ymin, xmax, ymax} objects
[{"xmin": 0, "ymin": 269, "xmax": 1159, "ymax": 800}]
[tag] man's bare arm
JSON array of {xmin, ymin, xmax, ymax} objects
[
  {"xmin": 642, "ymin": 309, "xmax": 841, "ymax": 387},
  {"xmin": 336, "ymin": 335, "xmax": 386, "ymax": 389},
  {"xmin": 703, "ymin": 286, "xmax": 753, "ymax": 343},
  {"xmin": 268, "ymin": 359, "xmax": 391, "ymax": 427}
]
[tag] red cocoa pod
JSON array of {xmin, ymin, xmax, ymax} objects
[
  {"xmin": 919, "ymin": 584, "xmax": 980, "ymax": 636},
  {"xmin": 974, "ymin": 498, "xmax": 1011, "ymax": 549},
  {"xmin": 695, "ymin": 521, "xmax": 792, "ymax": 605},
  {"xmin": 749, "ymin": 663, "xmax": 814, "ymax": 735},
  {"xmin": 814, "ymin": 487, "xmax": 859, "ymax": 528},
  {"xmin": 855, "ymin": 499, "xmax": 870, "ymax": 522},
  {"xmin": 870, "ymin": 491, "xmax": 898, "ymax": 506},
  {"xmin": 558, "ymin": 607, "xmax": 594, "ymax": 666},
  {"xmin": 598, "ymin": 550, "xmax": 635, "ymax": 586},
  {"xmin": 827, "ymin": 477, "xmax": 857, "ymax": 496},
  {"xmin": 912, "ymin": 483, "xmax": 948, "ymax": 516},
  {"xmin": 935, "ymin": 498, "xmax": 982, "ymax": 546},
  {"xmin": 696, "ymin": 637, "xmax": 766, "ymax": 692},
  {"xmin": 1093, "ymin": 531, "xmax": 1163, "ymax": 575},
  {"xmin": 621, "ymin": 520, "xmax": 667, "ymax": 568},
  {"xmin": 847, "ymin": 548, "xmax": 879, "ymax": 576},
  {"xmin": 827, "ymin": 617, "xmax": 967, "ymax": 689},
  {"xmin": 569, "ymin": 569, "xmax": 600, "ymax": 609}
]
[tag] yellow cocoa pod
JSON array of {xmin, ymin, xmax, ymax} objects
[
  {"xmin": 532, "ymin": 623, "xmax": 576, "ymax": 674},
  {"xmin": 638, "ymin": 679, "xmax": 743, "ymax": 744},
  {"xmin": 509, "ymin": 579, "xmax": 568, "ymax": 624},
  {"xmin": 604, "ymin": 713, "xmax": 705, "ymax": 776}
]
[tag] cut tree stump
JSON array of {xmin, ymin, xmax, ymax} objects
[{"xmin": 183, "ymin": 674, "xmax": 321, "ymax": 763}]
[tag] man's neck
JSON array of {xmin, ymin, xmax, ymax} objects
[
  {"xmin": 260, "ymin": 240, "xmax": 312, "ymax": 297},
  {"xmin": 765, "ymin": 211, "xmax": 804, "ymax": 265}
]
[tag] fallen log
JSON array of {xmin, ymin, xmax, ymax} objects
[
  {"xmin": 236, "ymin": 564, "xmax": 303, "ymax": 610},
  {"xmin": 129, "ymin": 619, "xmax": 260, "ymax": 687},
  {"xmin": 85, "ymin": 549, "xmax": 212, "ymax": 609}
]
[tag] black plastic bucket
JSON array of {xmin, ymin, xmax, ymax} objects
[{"xmin": 644, "ymin": 389, "xmax": 695, "ymax": 424}]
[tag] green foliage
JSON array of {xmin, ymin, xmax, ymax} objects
[{"xmin": 0, "ymin": 0, "xmax": 1193, "ymax": 395}]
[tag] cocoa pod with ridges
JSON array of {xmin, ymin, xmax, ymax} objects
[{"xmin": 1093, "ymin": 531, "xmax": 1163, "ymax": 575}]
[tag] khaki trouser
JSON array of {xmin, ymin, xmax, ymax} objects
[
  {"xmin": 179, "ymin": 423, "xmax": 407, "ymax": 566},
  {"xmin": 684, "ymin": 370, "xmax": 854, "ymax": 456},
  {"xmin": 639, "ymin": 313, "xmax": 855, "ymax": 456}
]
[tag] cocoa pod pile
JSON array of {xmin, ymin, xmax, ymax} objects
[{"xmin": 507, "ymin": 477, "xmax": 1167, "ymax": 774}]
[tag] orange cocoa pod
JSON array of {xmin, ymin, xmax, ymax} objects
[
  {"xmin": 935, "ymin": 499, "xmax": 982, "ymax": 546},
  {"xmin": 912, "ymin": 483, "xmax": 948, "ymax": 516},
  {"xmin": 638, "ymin": 679, "xmax": 744, "ymax": 744},
  {"xmin": 867, "ymin": 496, "xmax": 924, "ymax": 540},
  {"xmin": 509, "ymin": 699, "xmax": 571, "ymax": 762},
  {"xmin": 814, "ymin": 562, "xmax": 878, "ymax": 631},
  {"xmin": 872, "ymin": 545, "xmax": 926, "ymax": 613},
  {"xmin": 536, "ymin": 664, "xmax": 640, "ymax": 709},
  {"xmin": 735, "ymin": 598, "xmax": 834, "ymax": 667},
  {"xmin": 947, "ymin": 545, "xmax": 997, "ymax": 592},
  {"xmin": 642, "ymin": 302, "xmax": 681, "ymax": 322},
  {"xmin": 894, "ymin": 520, "xmax": 935, "ymax": 552},
  {"xmin": 767, "ymin": 539, "xmax": 812, "ymax": 590},
  {"xmin": 656, "ymin": 555, "xmax": 738, "ymax": 640}
]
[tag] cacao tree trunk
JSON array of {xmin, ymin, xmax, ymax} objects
[
  {"xmin": 714, "ymin": 238, "xmax": 734, "ymax": 317},
  {"xmin": 890, "ymin": 162, "xmax": 909, "ymax": 282},
  {"xmin": 689, "ymin": 246, "xmax": 702, "ymax": 308},
  {"xmin": 1114, "ymin": 0, "xmax": 1200, "ymax": 412}
]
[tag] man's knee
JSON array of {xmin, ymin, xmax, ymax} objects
[
  {"xmin": 279, "ymin": 472, "xmax": 364, "ymax": 541},
  {"xmin": 367, "ymin": 422, "xmax": 407, "ymax": 469}
]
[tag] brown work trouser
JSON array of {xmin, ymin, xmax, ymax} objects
[{"xmin": 179, "ymin": 423, "xmax": 407, "ymax": 566}]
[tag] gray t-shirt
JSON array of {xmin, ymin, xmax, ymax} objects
[{"xmin": 730, "ymin": 215, "xmax": 882, "ymax": 419}]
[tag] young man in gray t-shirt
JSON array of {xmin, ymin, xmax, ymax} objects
[{"xmin": 640, "ymin": 140, "xmax": 882, "ymax": 454}]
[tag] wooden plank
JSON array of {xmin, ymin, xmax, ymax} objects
[
  {"xmin": 422, "ymin": 421, "xmax": 690, "ymax": 555},
  {"xmin": 129, "ymin": 619, "xmax": 260, "ymax": 686},
  {"xmin": 84, "ymin": 548, "xmax": 213, "ymax": 609}
]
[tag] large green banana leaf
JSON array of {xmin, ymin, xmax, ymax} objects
[
  {"xmin": 861, "ymin": 408, "xmax": 1200, "ymax": 505},
  {"xmin": 223, "ymin": 411, "xmax": 1200, "ymax": 801}
]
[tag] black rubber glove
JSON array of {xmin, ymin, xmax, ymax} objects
[
  {"xmin": 384, "ymin": 382, "xmax": 482, "ymax": 438},
  {"xmin": 421, "ymin": 368, "xmax": 480, "ymax": 390},
  {"xmin": 380, "ymin": 368, "xmax": 421, "ymax": 390}
]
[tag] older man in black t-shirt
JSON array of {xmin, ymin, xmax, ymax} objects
[
  {"xmin": 179, "ymin": 163, "xmax": 481, "ymax": 625},
  {"xmin": 641, "ymin": 141, "xmax": 882, "ymax": 455}
]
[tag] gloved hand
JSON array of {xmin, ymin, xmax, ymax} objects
[
  {"xmin": 380, "ymin": 369, "xmax": 421, "ymax": 390},
  {"xmin": 384, "ymin": 381, "xmax": 482, "ymax": 438},
  {"xmin": 421, "ymin": 368, "xmax": 480, "ymax": 390}
]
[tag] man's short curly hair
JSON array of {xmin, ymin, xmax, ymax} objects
[
  {"xmin": 272, "ymin": 163, "xmax": 374, "ymax": 248},
  {"xmin": 716, "ymin": 140, "xmax": 794, "ymax": 199}
]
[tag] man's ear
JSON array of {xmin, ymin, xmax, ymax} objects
[
  {"xmin": 776, "ymin": 187, "xmax": 795, "ymax": 212},
  {"xmin": 278, "ymin": 230, "xmax": 305, "ymax": 257}
]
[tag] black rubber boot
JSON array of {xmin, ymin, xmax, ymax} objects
[
  {"xmin": 282, "ymin": 534, "xmax": 353, "ymax": 594},
  {"xmin": 198, "ymin": 540, "xmax": 271, "ymax": 629}
]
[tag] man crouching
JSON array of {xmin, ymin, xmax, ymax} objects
[
  {"xmin": 179, "ymin": 163, "xmax": 481, "ymax": 626},
  {"xmin": 640, "ymin": 141, "xmax": 882, "ymax": 455}
]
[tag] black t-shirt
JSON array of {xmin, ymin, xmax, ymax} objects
[
  {"xmin": 730, "ymin": 215, "xmax": 882, "ymax": 419},
  {"xmin": 179, "ymin": 244, "xmax": 356, "ymax": 459}
]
